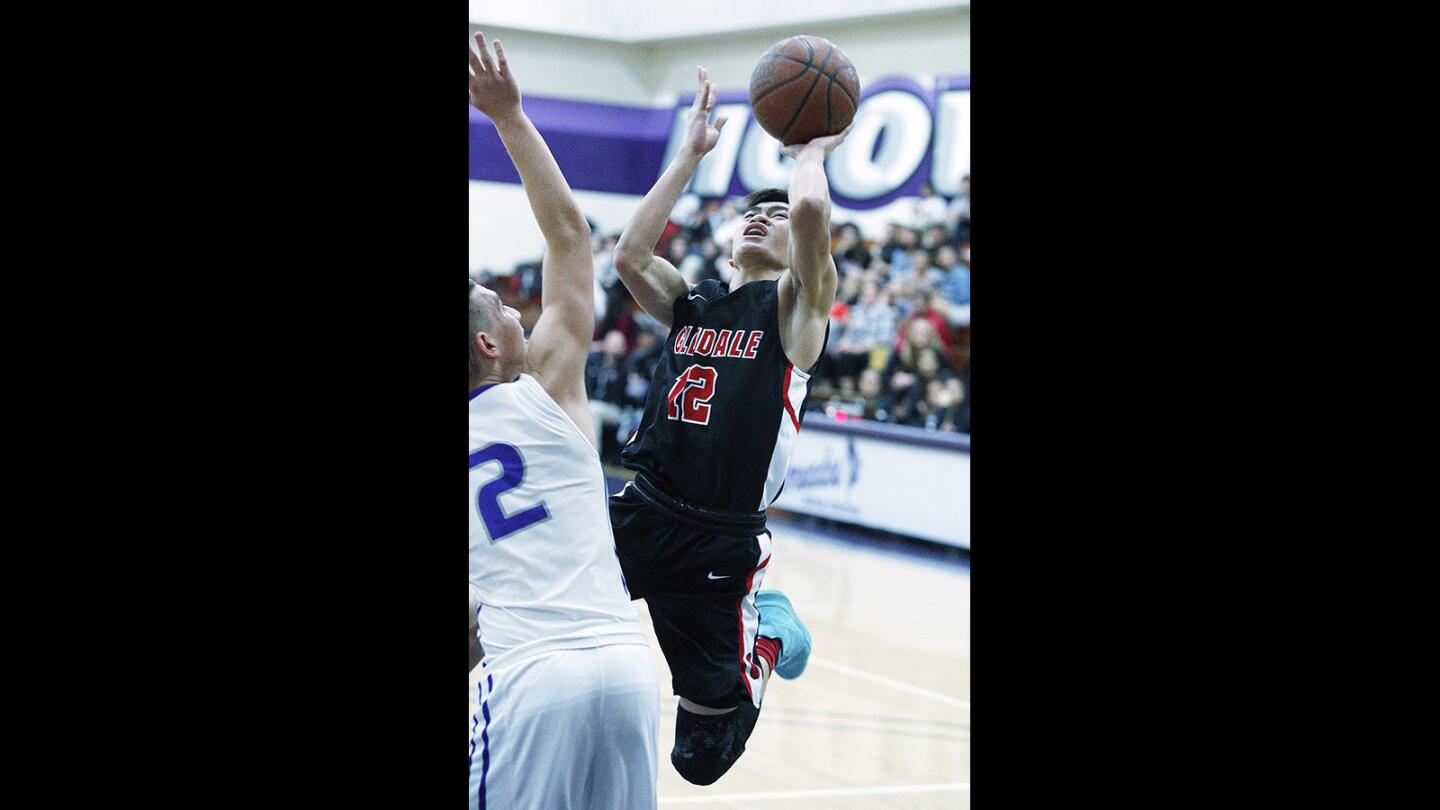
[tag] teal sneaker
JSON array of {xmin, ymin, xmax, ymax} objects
[{"xmin": 755, "ymin": 590, "xmax": 811, "ymax": 679}]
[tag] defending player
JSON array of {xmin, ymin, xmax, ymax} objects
[{"xmin": 468, "ymin": 32, "xmax": 658, "ymax": 810}]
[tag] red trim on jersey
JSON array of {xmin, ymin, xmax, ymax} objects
[
  {"xmin": 737, "ymin": 553, "xmax": 772, "ymax": 703},
  {"xmin": 667, "ymin": 372, "xmax": 686, "ymax": 414},
  {"xmin": 781, "ymin": 362, "xmax": 801, "ymax": 432}
]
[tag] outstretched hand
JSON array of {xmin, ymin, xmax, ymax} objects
[
  {"xmin": 469, "ymin": 31, "xmax": 522, "ymax": 122},
  {"xmin": 780, "ymin": 123, "xmax": 855, "ymax": 160},
  {"xmin": 681, "ymin": 66, "xmax": 729, "ymax": 156}
]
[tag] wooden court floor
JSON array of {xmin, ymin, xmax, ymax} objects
[{"xmin": 650, "ymin": 518, "xmax": 970, "ymax": 809}]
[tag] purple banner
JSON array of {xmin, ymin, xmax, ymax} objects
[
  {"xmin": 469, "ymin": 74, "xmax": 970, "ymax": 208},
  {"xmin": 469, "ymin": 101, "xmax": 672, "ymax": 196}
]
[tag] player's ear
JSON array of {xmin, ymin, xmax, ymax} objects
[{"xmin": 475, "ymin": 331, "xmax": 501, "ymax": 360}]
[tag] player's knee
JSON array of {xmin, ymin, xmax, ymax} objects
[
  {"xmin": 671, "ymin": 746, "xmax": 732, "ymax": 786},
  {"xmin": 670, "ymin": 702, "xmax": 761, "ymax": 786}
]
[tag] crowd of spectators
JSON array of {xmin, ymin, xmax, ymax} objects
[{"xmin": 471, "ymin": 176, "xmax": 970, "ymax": 463}]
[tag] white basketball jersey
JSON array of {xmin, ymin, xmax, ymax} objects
[{"xmin": 469, "ymin": 374, "xmax": 644, "ymax": 668}]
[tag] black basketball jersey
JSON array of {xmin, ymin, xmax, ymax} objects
[{"xmin": 622, "ymin": 278, "xmax": 823, "ymax": 513}]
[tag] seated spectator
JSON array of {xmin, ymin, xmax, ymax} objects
[
  {"xmin": 585, "ymin": 331, "xmax": 630, "ymax": 463},
  {"xmin": 922, "ymin": 375, "xmax": 966, "ymax": 433},
  {"xmin": 946, "ymin": 175, "xmax": 971, "ymax": 246},
  {"xmin": 710, "ymin": 200, "xmax": 743, "ymax": 249},
  {"xmin": 623, "ymin": 330, "xmax": 663, "ymax": 410},
  {"xmin": 695, "ymin": 240, "xmax": 724, "ymax": 284},
  {"xmin": 921, "ymin": 224, "xmax": 950, "ymax": 254},
  {"xmin": 880, "ymin": 225, "xmax": 920, "ymax": 276},
  {"xmin": 615, "ymin": 329, "xmax": 665, "ymax": 447},
  {"xmin": 514, "ymin": 259, "xmax": 542, "ymax": 301},
  {"xmin": 906, "ymin": 249, "xmax": 946, "ymax": 288},
  {"xmin": 886, "ymin": 275, "xmax": 921, "ymax": 321},
  {"xmin": 894, "ymin": 295, "xmax": 959, "ymax": 364},
  {"xmin": 858, "ymin": 368, "xmax": 894, "ymax": 421},
  {"xmin": 825, "ymin": 280, "xmax": 897, "ymax": 390},
  {"xmin": 839, "ymin": 268, "xmax": 864, "ymax": 304},
  {"xmin": 681, "ymin": 198, "xmax": 715, "ymax": 245},
  {"xmin": 880, "ymin": 349, "xmax": 958, "ymax": 430},
  {"xmin": 819, "ymin": 374, "xmax": 867, "ymax": 420},
  {"xmin": 935, "ymin": 245, "xmax": 970, "ymax": 325},
  {"xmin": 882, "ymin": 326, "xmax": 958, "ymax": 421},
  {"xmin": 667, "ymin": 235, "xmax": 705, "ymax": 284},
  {"xmin": 833, "ymin": 222, "xmax": 871, "ymax": 271},
  {"xmin": 912, "ymin": 182, "xmax": 949, "ymax": 230},
  {"xmin": 702, "ymin": 197, "xmax": 728, "ymax": 237},
  {"xmin": 956, "ymin": 359, "xmax": 970, "ymax": 433}
]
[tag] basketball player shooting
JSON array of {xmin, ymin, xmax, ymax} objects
[
  {"xmin": 610, "ymin": 66, "xmax": 852, "ymax": 785},
  {"xmin": 468, "ymin": 32, "xmax": 659, "ymax": 810}
]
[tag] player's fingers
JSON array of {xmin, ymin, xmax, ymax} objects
[
  {"xmin": 468, "ymin": 38, "xmax": 484, "ymax": 73},
  {"xmin": 714, "ymin": 114, "xmax": 729, "ymax": 132},
  {"xmin": 494, "ymin": 39, "xmax": 509, "ymax": 73},
  {"xmin": 690, "ymin": 73, "xmax": 706, "ymax": 114},
  {"xmin": 476, "ymin": 32, "xmax": 495, "ymax": 72},
  {"xmin": 706, "ymin": 81, "xmax": 716, "ymax": 111}
]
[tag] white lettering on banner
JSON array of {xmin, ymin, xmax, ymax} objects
[
  {"xmin": 738, "ymin": 124, "xmax": 794, "ymax": 191},
  {"xmin": 931, "ymin": 90, "xmax": 971, "ymax": 196},
  {"xmin": 827, "ymin": 90, "xmax": 933, "ymax": 200},
  {"xmin": 664, "ymin": 78, "xmax": 970, "ymax": 202}
]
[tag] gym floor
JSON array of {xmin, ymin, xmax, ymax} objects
[{"xmin": 651, "ymin": 515, "xmax": 971, "ymax": 808}]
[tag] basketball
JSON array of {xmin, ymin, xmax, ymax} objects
[{"xmin": 748, "ymin": 36, "xmax": 860, "ymax": 146}]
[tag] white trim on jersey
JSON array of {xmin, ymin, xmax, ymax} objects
[
  {"xmin": 758, "ymin": 361, "xmax": 811, "ymax": 509},
  {"xmin": 737, "ymin": 532, "xmax": 773, "ymax": 708}
]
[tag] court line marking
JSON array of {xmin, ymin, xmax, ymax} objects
[
  {"xmin": 659, "ymin": 783, "xmax": 969, "ymax": 804},
  {"xmin": 808, "ymin": 656, "xmax": 971, "ymax": 711}
]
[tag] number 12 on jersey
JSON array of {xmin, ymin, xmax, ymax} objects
[{"xmin": 667, "ymin": 364, "xmax": 718, "ymax": 425}]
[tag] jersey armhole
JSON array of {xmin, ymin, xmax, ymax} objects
[{"xmin": 517, "ymin": 375, "xmax": 603, "ymax": 460}]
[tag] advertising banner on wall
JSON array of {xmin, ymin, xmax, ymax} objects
[
  {"xmin": 771, "ymin": 420, "xmax": 970, "ymax": 548},
  {"xmin": 470, "ymin": 75, "xmax": 969, "ymax": 209}
]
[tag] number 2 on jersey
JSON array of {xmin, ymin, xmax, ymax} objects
[
  {"xmin": 470, "ymin": 442, "xmax": 550, "ymax": 542},
  {"xmin": 667, "ymin": 364, "xmax": 718, "ymax": 425}
]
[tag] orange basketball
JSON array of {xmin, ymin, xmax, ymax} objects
[{"xmin": 748, "ymin": 36, "xmax": 860, "ymax": 146}]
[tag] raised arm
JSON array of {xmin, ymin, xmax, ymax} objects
[
  {"xmin": 780, "ymin": 126, "xmax": 851, "ymax": 309},
  {"xmin": 469, "ymin": 32, "xmax": 595, "ymax": 436},
  {"xmin": 776, "ymin": 126, "xmax": 852, "ymax": 368},
  {"xmin": 613, "ymin": 68, "xmax": 729, "ymax": 329}
]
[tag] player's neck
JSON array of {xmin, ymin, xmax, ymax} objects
[
  {"xmin": 730, "ymin": 262, "xmax": 786, "ymax": 291},
  {"xmin": 471, "ymin": 367, "xmax": 519, "ymax": 394}
]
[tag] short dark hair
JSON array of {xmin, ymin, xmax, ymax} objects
[
  {"xmin": 742, "ymin": 188, "xmax": 788, "ymax": 212},
  {"xmin": 469, "ymin": 278, "xmax": 490, "ymax": 386}
]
